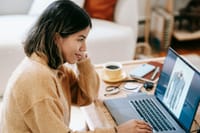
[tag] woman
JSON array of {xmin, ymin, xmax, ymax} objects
[{"xmin": 0, "ymin": 0, "xmax": 152, "ymax": 132}]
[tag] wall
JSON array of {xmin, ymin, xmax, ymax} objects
[{"xmin": 0, "ymin": 0, "xmax": 33, "ymax": 14}]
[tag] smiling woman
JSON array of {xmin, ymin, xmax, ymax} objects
[
  {"xmin": 0, "ymin": 0, "xmax": 152, "ymax": 133},
  {"xmin": 24, "ymin": 0, "xmax": 92, "ymax": 68}
]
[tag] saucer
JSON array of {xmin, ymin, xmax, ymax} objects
[
  {"xmin": 102, "ymin": 72, "xmax": 127, "ymax": 83},
  {"xmin": 123, "ymin": 83, "xmax": 143, "ymax": 93}
]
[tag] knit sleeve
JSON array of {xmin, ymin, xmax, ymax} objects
[
  {"xmin": 23, "ymin": 98, "xmax": 72, "ymax": 133},
  {"xmin": 68, "ymin": 58, "xmax": 100, "ymax": 106}
]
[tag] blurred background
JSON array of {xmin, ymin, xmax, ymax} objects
[{"xmin": 136, "ymin": 0, "xmax": 200, "ymax": 59}]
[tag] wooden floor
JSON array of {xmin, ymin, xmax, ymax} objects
[
  {"xmin": 151, "ymin": 39, "xmax": 200, "ymax": 57},
  {"xmin": 171, "ymin": 40, "xmax": 200, "ymax": 55},
  {"xmin": 135, "ymin": 37, "xmax": 200, "ymax": 60}
]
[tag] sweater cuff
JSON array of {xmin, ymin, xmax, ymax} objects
[{"xmin": 76, "ymin": 58, "xmax": 93, "ymax": 73}]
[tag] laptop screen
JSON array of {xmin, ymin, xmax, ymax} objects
[{"xmin": 155, "ymin": 48, "xmax": 200, "ymax": 131}]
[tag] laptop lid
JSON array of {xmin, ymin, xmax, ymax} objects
[{"xmin": 155, "ymin": 47, "xmax": 200, "ymax": 132}]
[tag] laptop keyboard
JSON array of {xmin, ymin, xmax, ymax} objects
[{"xmin": 129, "ymin": 98, "xmax": 176, "ymax": 132}]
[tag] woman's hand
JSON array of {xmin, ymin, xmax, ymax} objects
[{"xmin": 117, "ymin": 120, "xmax": 153, "ymax": 133}]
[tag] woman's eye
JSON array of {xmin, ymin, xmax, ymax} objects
[{"xmin": 77, "ymin": 38, "xmax": 84, "ymax": 42}]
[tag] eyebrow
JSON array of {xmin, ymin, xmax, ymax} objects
[{"xmin": 79, "ymin": 35, "xmax": 86, "ymax": 39}]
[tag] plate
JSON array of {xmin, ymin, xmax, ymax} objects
[{"xmin": 102, "ymin": 72, "xmax": 127, "ymax": 83}]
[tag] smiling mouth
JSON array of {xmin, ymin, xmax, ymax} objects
[
  {"xmin": 75, "ymin": 51, "xmax": 88, "ymax": 61},
  {"xmin": 75, "ymin": 53, "xmax": 82, "ymax": 60}
]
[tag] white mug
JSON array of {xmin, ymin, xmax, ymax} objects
[{"xmin": 103, "ymin": 62, "xmax": 123, "ymax": 80}]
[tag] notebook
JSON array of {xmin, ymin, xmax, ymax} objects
[{"xmin": 104, "ymin": 47, "xmax": 200, "ymax": 133}]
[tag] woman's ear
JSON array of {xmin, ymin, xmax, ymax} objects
[{"xmin": 54, "ymin": 32, "xmax": 62, "ymax": 46}]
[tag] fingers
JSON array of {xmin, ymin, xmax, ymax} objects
[
  {"xmin": 134, "ymin": 120, "xmax": 153, "ymax": 132},
  {"xmin": 84, "ymin": 51, "xmax": 88, "ymax": 58},
  {"xmin": 136, "ymin": 120, "xmax": 152, "ymax": 126},
  {"xmin": 118, "ymin": 119, "xmax": 153, "ymax": 133}
]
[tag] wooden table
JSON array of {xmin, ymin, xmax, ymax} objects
[{"xmin": 81, "ymin": 57, "xmax": 200, "ymax": 132}]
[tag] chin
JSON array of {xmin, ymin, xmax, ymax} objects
[
  {"xmin": 67, "ymin": 59, "xmax": 77, "ymax": 64},
  {"xmin": 64, "ymin": 56, "xmax": 76, "ymax": 64}
]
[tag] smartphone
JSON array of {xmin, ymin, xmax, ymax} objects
[{"xmin": 129, "ymin": 63, "xmax": 155, "ymax": 78}]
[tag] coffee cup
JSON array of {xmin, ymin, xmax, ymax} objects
[{"xmin": 103, "ymin": 62, "xmax": 123, "ymax": 80}]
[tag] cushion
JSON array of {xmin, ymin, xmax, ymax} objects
[
  {"xmin": 28, "ymin": 0, "xmax": 85, "ymax": 15},
  {"xmin": 87, "ymin": 19, "xmax": 135, "ymax": 64},
  {"xmin": 84, "ymin": 0, "xmax": 117, "ymax": 21}
]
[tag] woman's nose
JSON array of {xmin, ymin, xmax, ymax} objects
[{"xmin": 80, "ymin": 42, "xmax": 87, "ymax": 51}]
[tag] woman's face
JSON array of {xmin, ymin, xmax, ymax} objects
[{"xmin": 55, "ymin": 26, "xmax": 90, "ymax": 64}]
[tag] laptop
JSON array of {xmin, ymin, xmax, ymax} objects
[{"xmin": 104, "ymin": 47, "xmax": 200, "ymax": 133}]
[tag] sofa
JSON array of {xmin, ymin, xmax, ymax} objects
[
  {"xmin": 0, "ymin": 0, "xmax": 138, "ymax": 131},
  {"xmin": 0, "ymin": 0, "xmax": 138, "ymax": 97}
]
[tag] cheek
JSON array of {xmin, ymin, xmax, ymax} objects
[
  {"xmin": 61, "ymin": 43, "xmax": 77, "ymax": 60},
  {"xmin": 61, "ymin": 45, "xmax": 71, "ymax": 57}
]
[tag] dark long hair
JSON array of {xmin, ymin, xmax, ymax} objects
[{"xmin": 24, "ymin": 0, "xmax": 92, "ymax": 69}]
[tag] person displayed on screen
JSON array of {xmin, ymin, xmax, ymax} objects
[
  {"xmin": 165, "ymin": 71, "xmax": 185, "ymax": 110},
  {"xmin": 0, "ymin": 0, "xmax": 152, "ymax": 133}
]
